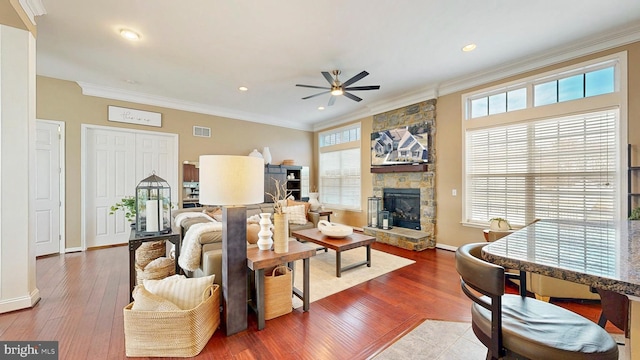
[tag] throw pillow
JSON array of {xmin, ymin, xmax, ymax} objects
[
  {"xmin": 143, "ymin": 274, "xmax": 215, "ymax": 310},
  {"xmin": 131, "ymin": 285, "xmax": 182, "ymax": 311},
  {"xmin": 203, "ymin": 207, "xmax": 223, "ymax": 222},
  {"xmin": 247, "ymin": 223, "xmax": 260, "ymax": 244},
  {"xmin": 283, "ymin": 204, "xmax": 307, "ymax": 225},
  {"xmin": 287, "ymin": 199, "xmax": 311, "ymax": 214}
]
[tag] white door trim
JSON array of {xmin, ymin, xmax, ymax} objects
[
  {"xmin": 35, "ymin": 119, "xmax": 66, "ymax": 254},
  {"xmin": 80, "ymin": 124, "xmax": 179, "ymax": 251}
]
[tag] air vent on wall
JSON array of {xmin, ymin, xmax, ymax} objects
[{"xmin": 193, "ymin": 126, "xmax": 211, "ymax": 138}]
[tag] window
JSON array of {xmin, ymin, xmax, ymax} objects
[
  {"xmin": 319, "ymin": 124, "xmax": 361, "ymax": 210},
  {"xmin": 466, "ymin": 110, "xmax": 618, "ymax": 225},
  {"xmin": 462, "ymin": 53, "xmax": 625, "ymax": 227},
  {"xmin": 533, "ymin": 66, "xmax": 615, "ymax": 107}
]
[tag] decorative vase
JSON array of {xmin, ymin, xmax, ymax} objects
[
  {"xmin": 489, "ymin": 218, "xmax": 510, "ymax": 231},
  {"xmin": 308, "ymin": 192, "xmax": 321, "ymax": 211},
  {"xmin": 257, "ymin": 213, "xmax": 273, "ymax": 250},
  {"xmin": 273, "ymin": 213, "xmax": 289, "ymax": 253},
  {"xmin": 262, "ymin": 147, "xmax": 272, "ymax": 165}
]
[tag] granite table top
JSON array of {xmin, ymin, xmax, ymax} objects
[{"xmin": 482, "ymin": 219, "xmax": 640, "ymax": 298}]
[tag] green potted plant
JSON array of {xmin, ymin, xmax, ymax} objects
[
  {"xmin": 629, "ymin": 206, "xmax": 640, "ymax": 220},
  {"xmin": 109, "ymin": 196, "xmax": 136, "ymax": 223},
  {"xmin": 489, "ymin": 217, "xmax": 511, "ymax": 231}
]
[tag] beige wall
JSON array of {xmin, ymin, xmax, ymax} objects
[
  {"xmin": 436, "ymin": 42, "xmax": 640, "ymax": 248},
  {"xmin": 36, "ymin": 76, "xmax": 313, "ymax": 249}
]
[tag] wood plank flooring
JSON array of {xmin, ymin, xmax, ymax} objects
[{"xmin": 0, "ymin": 243, "xmax": 616, "ymax": 359}]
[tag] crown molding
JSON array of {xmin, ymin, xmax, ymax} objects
[
  {"xmin": 18, "ymin": 0, "xmax": 46, "ymax": 24},
  {"xmin": 77, "ymin": 82, "xmax": 313, "ymax": 131},
  {"xmin": 312, "ymin": 88, "xmax": 438, "ymax": 132},
  {"xmin": 436, "ymin": 22, "xmax": 640, "ymax": 97},
  {"xmin": 314, "ymin": 23, "xmax": 640, "ymax": 131}
]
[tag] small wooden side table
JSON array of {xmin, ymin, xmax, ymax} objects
[
  {"xmin": 128, "ymin": 229, "xmax": 182, "ymax": 301},
  {"xmin": 310, "ymin": 210, "xmax": 333, "ymax": 222},
  {"xmin": 246, "ymin": 241, "xmax": 316, "ymax": 330}
]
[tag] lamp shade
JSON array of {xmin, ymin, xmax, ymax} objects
[{"xmin": 199, "ymin": 155, "xmax": 264, "ymax": 206}]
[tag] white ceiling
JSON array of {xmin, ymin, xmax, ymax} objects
[{"xmin": 34, "ymin": 0, "xmax": 640, "ymax": 131}]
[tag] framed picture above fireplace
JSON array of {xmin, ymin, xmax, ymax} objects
[{"xmin": 370, "ymin": 122, "xmax": 430, "ymax": 167}]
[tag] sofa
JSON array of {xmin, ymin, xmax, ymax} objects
[{"xmin": 172, "ymin": 201, "xmax": 319, "ymax": 286}]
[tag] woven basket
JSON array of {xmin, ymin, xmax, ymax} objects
[
  {"xmin": 135, "ymin": 240, "xmax": 166, "ymax": 268},
  {"xmin": 264, "ymin": 266, "xmax": 292, "ymax": 320},
  {"xmin": 124, "ymin": 284, "xmax": 220, "ymax": 358},
  {"xmin": 135, "ymin": 255, "xmax": 176, "ymax": 285}
]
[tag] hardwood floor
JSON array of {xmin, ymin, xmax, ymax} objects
[{"xmin": 0, "ymin": 243, "xmax": 616, "ymax": 359}]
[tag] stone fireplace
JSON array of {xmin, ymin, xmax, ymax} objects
[
  {"xmin": 383, "ymin": 188, "xmax": 421, "ymax": 230},
  {"xmin": 364, "ymin": 99, "xmax": 436, "ymax": 251}
]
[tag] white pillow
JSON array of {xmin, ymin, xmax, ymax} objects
[
  {"xmin": 131, "ymin": 285, "xmax": 182, "ymax": 311},
  {"xmin": 283, "ymin": 204, "xmax": 307, "ymax": 225},
  {"xmin": 143, "ymin": 274, "xmax": 215, "ymax": 310}
]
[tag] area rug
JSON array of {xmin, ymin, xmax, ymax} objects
[
  {"xmin": 374, "ymin": 319, "xmax": 627, "ymax": 360},
  {"xmin": 290, "ymin": 246, "xmax": 415, "ymax": 308}
]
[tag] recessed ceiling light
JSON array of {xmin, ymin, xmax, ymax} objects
[
  {"xmin": 462, "ymin": 43, "xmax": 477, "ymax": 52},
  {"xmin": 238, "ymin": 86, "xmax": 248, "ymax": 91},
  {"xmin": 318, "ymin": 106, "xmax": 325, "ymax": 110},
  {"xmin": 120, "ymin": 29, "xmax": 141, "ymax": 41}
]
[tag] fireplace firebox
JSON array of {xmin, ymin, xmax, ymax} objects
[{"xmin": 383, "ymin": 188, "xmax": 420, "ymax": 230}]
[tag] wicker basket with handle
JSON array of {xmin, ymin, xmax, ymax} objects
[
  {"xmin": 123, "ymin": 284, "xmax": 220, "ymax": 357},
  {"xmin": 264, "ymin": 265, "xmax": 292, "ymax": 320},
  {"xmin": 135, "ymin": 254, "xmax": 175, "ymax": 285},
  {"xmin": 135, "ymin": 240, "xmax": 166, "ymax": 268}
]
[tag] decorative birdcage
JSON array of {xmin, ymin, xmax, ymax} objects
[
  {"xmin": 367, "ymin": 196, "xmax": 381, "ymax": 227},
  {"xmin": 135, "ymin": 173, "xmax": 172, "ymax": 236}
]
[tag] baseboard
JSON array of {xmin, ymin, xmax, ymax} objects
[
  {"xmin": 0, "ymin": 288, "xmax": 40, "ymax": 314},
  {"xmin": 435, "ymin": 243, "xmax": 457, "ymax": 252}
]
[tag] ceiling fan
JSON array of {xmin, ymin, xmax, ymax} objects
[{"xmin": 296, "ymin": 70, "xmax": 380, "ymax": 106}]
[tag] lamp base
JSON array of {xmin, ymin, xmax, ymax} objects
[{"xmin": 222, "ymin": 206, "xmax": 248, "ymax": 336}]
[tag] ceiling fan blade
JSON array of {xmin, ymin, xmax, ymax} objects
[
  {"xmin": 302, "ymin": 91, "xmax": 330, "ymax": 100},
  {"xmin": 344, "ymin": 85, "xmax": 380, "ymax": 91},
  {"xmin": 296, "ymin": 84, "xmax": 331, "ymax": 90},
  {"xmin": 341, "ymin": 71, "xmax": 369, "ymax": 87},
  {"xmin": 328, "ymin": 95, "xmax": 336, "ymax": 106},
  {"xmin": 322, "ymin": 71, "xmax": 334, "ymax": 85},
  {"xmin": 343, "ymin": 92, "xmax": 363, "ymax": 102}
]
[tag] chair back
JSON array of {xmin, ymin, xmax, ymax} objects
[
  {"xmin": 456, "ymin": 243, "xmax": 505, "ymax": 358},
  {"xmin": 456, "ymin": 243, "xmax": 504, "ymax": 297}
]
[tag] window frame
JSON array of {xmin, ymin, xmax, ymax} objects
[
  {"xmin": 318, "ymin": 123, "xmax": 362, "ymax": 211},
  {"xmin": 461, "ymin": 52, "xmax": 628, "ymax": 228}
]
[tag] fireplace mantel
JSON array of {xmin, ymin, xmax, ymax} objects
[{"xmin": 371, "ymin": 163, "xmax": 431, "ymax": 173}]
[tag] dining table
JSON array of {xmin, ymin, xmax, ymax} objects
[{"xmin": 482, "ymin": 219, "xmax": 640, "ymax": 360}]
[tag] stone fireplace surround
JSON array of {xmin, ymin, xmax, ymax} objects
[{"xmin": 363, "ymin": 99, "xmax": 436, "ymax": 251}]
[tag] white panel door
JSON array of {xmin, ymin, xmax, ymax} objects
[
  {"xmin": 85, "ymin": 128, "xmax": 136, "ymax": 248},
  {"xmin": 35, "ymin": 121, "xmax": 61, "ymax": 256},
  {"xmin": 135, "ymin": 133, "xmax": 178, "ymax": 207}
]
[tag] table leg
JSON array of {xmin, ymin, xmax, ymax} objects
[
  {"xmin": 629, "ymin": 299, "xmax": 640, "ymax": 360},
  {"xmin": 303, "ymin": 257, "xmax": 310, "ymax": 311},
  {"xmin": 129, "ymin": 244, "xmax": 136, "ymax": 302},
  {"xmin": 255, "ymin": 268, "xmax": 265, "ymax": 330},
  {"xmin": 336, "ymin": 251, "xmax": 342, "ymax": 277},
  {"xmin": 366, "ymin": 245, "xmax": 371, "ymax": 267}
]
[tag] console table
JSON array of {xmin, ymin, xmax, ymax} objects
[
  {"xmin": 128, "ymin": 229, "xmax": 181, "ymax": 301},
  {"xmin": 246, "ymin": 240, "xmax": 316, "ymax": 330}
]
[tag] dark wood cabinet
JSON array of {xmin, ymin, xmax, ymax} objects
[
  {"xmin": 183, "ymin": 164, "xmax": 199, "ymax": 182},
  {"xmin": 264, "ymin": 165, "xmax": 302, "ymax": 202}
]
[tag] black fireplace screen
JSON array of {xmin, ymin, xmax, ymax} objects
[{"xmin": 383, "ymin": 188, "xmax": 420, "ymax": 230}]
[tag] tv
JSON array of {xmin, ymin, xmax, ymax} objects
[{"xmin": 370, "ymin": 122, "xmax": 430, "ymax": 167}]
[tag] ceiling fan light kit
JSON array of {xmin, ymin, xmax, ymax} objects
[{"xmin": 296, "ymin": 69, "xmax": 380, "ymax": 106}]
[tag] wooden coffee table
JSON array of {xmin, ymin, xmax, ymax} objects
[{"xmin": 292, "ymin": 228, "xmax": 375, "ymax": 277}]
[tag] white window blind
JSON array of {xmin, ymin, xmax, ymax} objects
[
  {"xmin": 465, "ymin": 110, "xmax": 618, "ymax": 226},
  {"xmin": 319, "ymin": 148, "xmax": 361, "ymax": 210}
]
